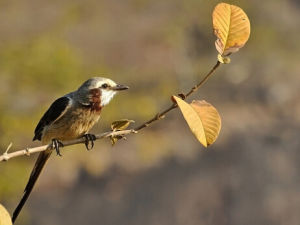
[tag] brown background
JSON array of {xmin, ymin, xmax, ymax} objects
[{"xmin": 1, "ymin": 0, "xmax": 300, "ymax": 224}]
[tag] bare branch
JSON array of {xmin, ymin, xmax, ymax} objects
[{"xmin": 0, "ymin": 129, "xmax": 137, "ymax": 162}]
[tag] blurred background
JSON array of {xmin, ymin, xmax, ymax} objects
[{"xmin": 1, "ymin": 0, "xmax": 300, "ymax": 224}]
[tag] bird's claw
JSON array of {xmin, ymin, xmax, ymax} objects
[
  {"xmin": 51, "ymin": 139, "xmax": 64, "ymax": 156},
  {"xmin": 83, "ymin": 134, "xmax": 96, "ymax": 150}
]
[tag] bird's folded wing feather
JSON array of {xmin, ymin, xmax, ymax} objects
[{"xmin": 33, "ymin": 96, "xmax": 72, "ymax": 141}]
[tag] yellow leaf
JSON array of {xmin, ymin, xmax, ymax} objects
[
  {"xmin": 0, "ymin": 204, "xmax": 12, "ymax": 225},
  {"xmin": 213, "ymin": 3, "xmax": 250, "ymax": 56},
  {"xmin": 173, "ymin": 96, "xmax": 207, "ymax": 146},
  {"xmin": 111, "ymin": 119, "xmax": 135, "ymax": 131},
  {"xmin": 190, "ymin": 100, "xmax": 221, "ymax": 146},
  {"xmin": 173, "ymin": 96, "xmax": 221, "ymax": 147}
]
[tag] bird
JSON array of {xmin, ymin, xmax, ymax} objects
[{"xmin": 12, "ymin": 77, "xmax": 129, "ymax": 223}]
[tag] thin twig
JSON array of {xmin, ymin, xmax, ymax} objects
[
  {"xmin": 135, "ymin": 60, "xmax": 221, "ymax": 131},
  {"xmin": 0, "ymin": 130, "xmax": 137, "ymax": 162}
]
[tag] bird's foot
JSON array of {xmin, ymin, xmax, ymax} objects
[
  {"xmin": 51, "ymin": 139, "xmax": 64, "ymax": 156},
  {"xmin": 83, "ymin": 134, "xmax": 96, "ymax": 150}
]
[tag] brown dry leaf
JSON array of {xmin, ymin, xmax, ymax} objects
[
  {"xmin": 110, "ymin": 135, "xmax": 124, "ymax": 146},
  {"xmin": 111, "ymin": 119, "xmax": 135, "ymax": 131},
  {"xmin": 213, "ymin": 3, "xmax": 250, "ymax": 56},
  {"xmin": 0, "ymin": 204, "xmax": 12, "ymax": 225},
  {"xmin": 110, "ymin": 119, "xmax": 134, "ymax": 146},
  {"xmin": 190, "ymin": 100, "xmax": 221, "ymax": 146},
  {"xmin": 173, "ymin": 96, "xmax": 221, "ymax": 147}
]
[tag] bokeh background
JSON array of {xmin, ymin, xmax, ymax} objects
[{"xmin": 1, "ymin": 0, "xmax": 300, "ymax": 224}]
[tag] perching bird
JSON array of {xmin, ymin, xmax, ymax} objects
[{"xmin": 12, "ymin": 77, "xmax": 129, "ymax": 223}]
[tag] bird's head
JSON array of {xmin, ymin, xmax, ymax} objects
[{"xmin": 77, "ymin": 77, "xmax": 129, "ymax": 107}]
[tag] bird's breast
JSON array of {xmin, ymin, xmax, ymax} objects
[
  {"xmin": 68, "ymin": 106, "xmax": 101, "ymax": 135},
  {"xmin": 42, "ymin": 105, "xmax": 101, "ymax": 143}
]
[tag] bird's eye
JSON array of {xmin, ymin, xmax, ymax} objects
[{"xmin": 101, "ymin": 83, "xmax": 108, "ymax": 88}]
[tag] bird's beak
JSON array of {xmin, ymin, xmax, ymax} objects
[{"xmin": 112, "ymin": 84, "xmax": 129, "ymax": 91}]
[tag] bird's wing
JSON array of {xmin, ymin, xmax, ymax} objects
[{"xmin": 33, "ymin": 96, "xmax": 72, "ymax": 141}]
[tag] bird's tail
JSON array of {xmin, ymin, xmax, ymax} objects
[{"xmin": 12, "ymin": 150, "xmax": 52, "ymax": 223}]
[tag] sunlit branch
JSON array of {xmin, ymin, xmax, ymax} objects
[{"xmin": 0, "ymin": 60, "xmax": 221, "ymax": 162}]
